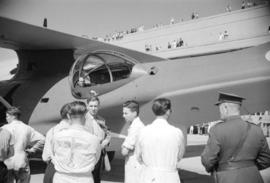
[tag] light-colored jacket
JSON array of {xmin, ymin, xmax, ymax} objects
[
  {"xmin": 3, "ymin": 120, "xmax": 45, "ymax": 170},
  {"xmin": 42, "ymin": 119, "xmax": 69, "ymax": 162},
  {"xmin": 136, "ymin": 118, "xmax": 185, "ymax": 183},
  {"xmin": 51, "ymin": 125, "xmax": 101, "ymax": 183}
]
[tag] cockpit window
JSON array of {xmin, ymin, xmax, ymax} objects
[
  {"xmin": 77, "ymin": 55, "xmax": 111, "ymax": 87},
  {"xmin": 69, "ymin": 51, "xmax": 137, "ymax": 98},
  {"xmin": 97, "ymin": 53, "xmax": 133, "ymax": 81}
]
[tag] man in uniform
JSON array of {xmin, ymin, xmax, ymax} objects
[
  {"xmin": 201, "ymin": 92, "xmax": 270, "ymax": 183},
  {"xmin": 85, "ymin": 96, "xmax": 111, "ymax": 183},
  {"xmin": 136, "ymin": 98, "xmax": 185, "ymax": 183},
  {"xmin": 121, "ymin": 100, "xmax": 144, "ymax": 183},
  {"xmin": 3, "ymin": 107, "xmax": 45, "ymax": 183}
]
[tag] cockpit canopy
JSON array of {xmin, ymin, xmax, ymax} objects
[{"xmin": 69, "ymin": 51, "xmax": 137, "ymax": 98}]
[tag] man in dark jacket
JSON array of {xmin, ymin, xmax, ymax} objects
[{"xmin": 201, "ymin": 92, "xmax": 270, "ymax": 183}]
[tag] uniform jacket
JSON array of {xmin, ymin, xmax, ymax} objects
[{"xmin": 201, "ymin": 115, "xmax": 270, "ymax": 183}]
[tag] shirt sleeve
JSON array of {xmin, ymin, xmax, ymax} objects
[
  {"xmin": 255, "ymin": 130, "xmax": 270, "ymax": 170},
  {"xmin": 0, "ymin": 129, "xmax": 14, "ymax": 160},
  {"xmin": 201, "ymin": 129, "xmax": 221, "ymax": 173},
  {"xmin": 28, "ymin": 126, "xmax": 45, "ymax": 153},
  {"xmin": 42, "ymin": 128, "xmax": 53, "ymax": 162},
  {"xmin": 98, "ymin": 119, "xmax": 111, "ymax": 148},
  {"xmin": 122, "ymin": 124, "xmax": 139, "ymax": 150},
  {"xmin": 177, "ymin": 129, "xmax": 186, "ymax": 161},
  {"xmin": 84, "ymin": 117, "xmax": 94, "ymax": 134},
  {"xmin": 101, "ymin": 129, "xmax": 111, "ymax": 149},
  {"xmin": 135, "ymin": 130, "xmax": 144, "ymax": 164},
  {"xmin": 93, "ymin": 137, "xmax": 101, "ymax": 165}
]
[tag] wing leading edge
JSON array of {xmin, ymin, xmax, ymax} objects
[{"xmin": 0, "ymin": 16, "xmax": 165, "ymax": 63}]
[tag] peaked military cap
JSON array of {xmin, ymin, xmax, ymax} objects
[{"xmin": 215, "ymin": 92, "xmax": 245, "ymax": 106}]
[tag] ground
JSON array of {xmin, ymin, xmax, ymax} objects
[{"xmin": 29, "ymin": 135, "xmax": 270, "ymax": 183}]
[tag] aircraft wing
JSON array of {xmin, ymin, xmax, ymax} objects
[{"xmin": 0, "ymin": 16, "xmax": 165, "ymax": 63}]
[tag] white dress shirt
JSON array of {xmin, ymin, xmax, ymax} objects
[
  {"xmin": 3, "ymin": 120, "xmax": 45, "ymax": 170},
  {"xmin": 122, "ymin": 117, "xmax": 145, "ymax": 183},
  {"xmin": 136, "ymin": 118, "xmax": 185, "ymax": 183}
]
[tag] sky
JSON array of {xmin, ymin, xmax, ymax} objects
[{"xmin": 0, "ymin": 0, "xmax": 264, "ymax": 79}]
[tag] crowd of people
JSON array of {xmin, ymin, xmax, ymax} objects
[
  {"xmin": 1, "ymin": 92, "xmax": 270, "ymax": 183},
  {"xmin": 189, "ymin": 110, "xmax": 270, "ymax": 137},
  {"xmin": 97, "ymin": 1, "xmax": 262, "ymax": 43},
  {"xmin": 241, "ymin": 0, "xmax": 258, "ymax": 9},
  {"xmin": 144, "ymin": 37, "xmax": 185, "ymax": 52}
]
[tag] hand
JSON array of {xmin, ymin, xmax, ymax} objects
[{"xmin": 25, "ymin": 149, "xmax": 35, "ymax": 158}]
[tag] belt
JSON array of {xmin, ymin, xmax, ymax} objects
[{"xmin": 217, "ymin": 160, "xmax": 255, "ymax": 172}]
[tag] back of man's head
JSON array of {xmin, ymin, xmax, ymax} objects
[
  {"xmin": 152, "ymin": 98, "xmax": 171, "ymax": 116},
  {"xmin": 219, "ymin": 102, "xmax": 241, "ymax": 119},
  {"xmin": 69, "ymin": 101, "xmax": 87, "ymax": 118},
  {"xmin": 6, "ymin": 107, "xmax": 21, "ymax": 119},
  {"xmin": 123, "ymin": 100, "xmax": 140, "ymax": 116}
]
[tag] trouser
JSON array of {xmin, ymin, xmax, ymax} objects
[
  {"xmin": 92, "ymin": 152, "xmax": 104, "ymax": 183},
  {"xmin": 43, "ymin": 161, "xmax": 56, "ymax": 183},
  {"xmin": 7, "ymin": 165, "xmax": 31, "ymax": 183},
  {"xmin": 0, "ymin": 161, "xmax": 8, "ymax": 183}
]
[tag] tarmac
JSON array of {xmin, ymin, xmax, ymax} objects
[{"xmin": 29, "ymin": 135, "xmax": 270, "ymax": 183}]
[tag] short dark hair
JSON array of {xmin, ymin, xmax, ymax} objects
[
  {"xmin": 123, "ymin": 100, "xmax": 139, "ymax": 115},
  {"xmin": 6, "ymin": 107, "xmax": 21, "ymax": 119},
  {"xmin": 68, "ymin": 101, "xmax": 87, "ymax": 117},
  {"xmin": 60, "ymin": 103, "xmax": 71, "ymax": 119},
  {"xmin": 86, "ymin": 96, "xmax": 100, "ymax": 105},
  {"xmin": 152, "ymin": 98, "xmax": 171, "ymax": 116}
]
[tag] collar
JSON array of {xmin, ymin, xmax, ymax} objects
[
  {"xmin": 152, "ymin": 118, "xmax": 169, "ymax": 125},
  {"xmin": 9, "ymin": 119, "xmax": 21, "ymax": 124},
  {"xmin": 59, "ymin": 119, "xmax": 70, "ymax": 126},
  {"xmin": 69, "ymin": 124, "xmax": 85, "ymax": 131},
  {"xmin": 223, "ymin": 115, "xmax": 241, "ymax": 122},
  {"xmin": 130, "ymin": 117, "xmax": 141, "ymax": 126}
]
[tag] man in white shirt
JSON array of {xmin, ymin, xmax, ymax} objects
[
  {"xmin": 51, "ymin": 101, "xmax": 101, "ymax": 183},
  {"xmin": 42, "ymin": 103, "xmax": 71, "ymax": 183},
  {"xmin": 136, "ymin": 98, "xmax": 185, "ymax": 183},
  {"xmin": 3, "ymin": 107, "xmax": 45, "ymax": 183},
  {"xmin": 121, "ymin": 100, "xmax": 144, "ymax": 183},
  {"xmin": 85, "ymin": 96, "xmax": 111, "ymax": 183}
]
